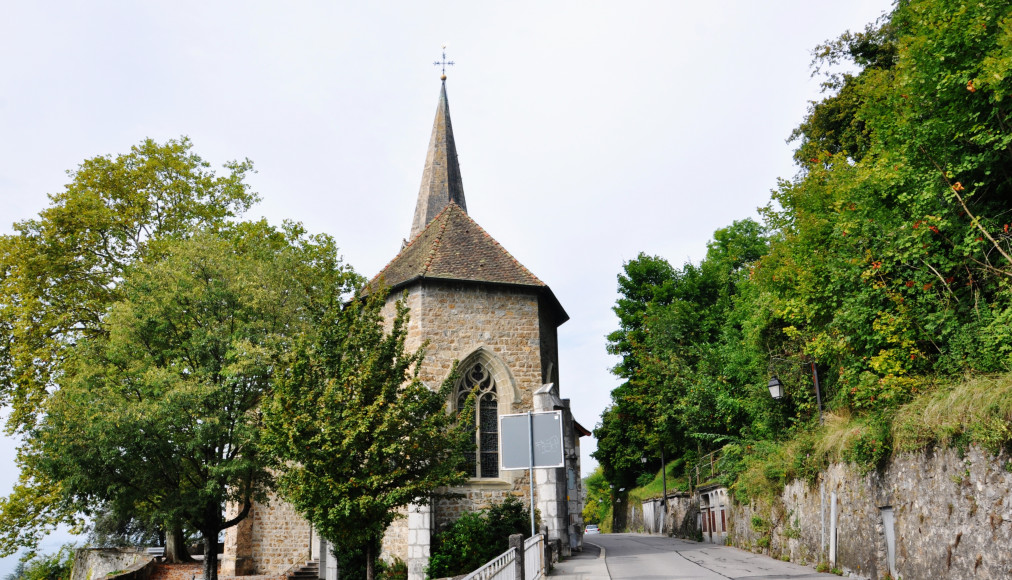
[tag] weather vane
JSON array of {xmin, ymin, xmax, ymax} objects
[{"xmin": 434, "ymin": 44, "xmax": 454, "ymax": 80}]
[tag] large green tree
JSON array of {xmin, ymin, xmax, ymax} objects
[
  {"xmin": 262, "ymin": 294, "xmax": 472, "ymax": 580},
  {"xmin": 0, "ymin": 137, "xmax": 257, "ymax": 433},
  {"xmin": 595, "ymin": 221, "xmax": 773, "ymax": 495},
  {"xmin": 596, "ymin": 0, "xmax": 1012, "ymax": 496},
  {"xmin": 0, "ymin": 138, "xmax": 257, "ymax": 560},
  {"xmin": 13, "ymin": 225, "xmax": 357, "ymax": 580},
  {"xmin": 760, "ymin": 0, "xmax": 1012, "ymax": 409}
]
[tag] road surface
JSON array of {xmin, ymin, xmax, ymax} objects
[{"xmin": 554, "ymin": 533, "xmax": 837, "ymax": 579}]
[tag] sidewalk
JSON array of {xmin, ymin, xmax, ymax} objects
[{"xmin": 548, "ymin": 542, "xmax": 609, "ymax": 580}]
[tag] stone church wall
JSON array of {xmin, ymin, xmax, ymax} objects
[
  {"xmin": 379, "ymin": 281, "xmax": 557, "ymax": 567},
  {"xmin": 537, "ymin": 298, "xmax": 560, "ymax": 386},
  {"xmin": 379, "ymin": 506, "xmax": 408, "ymax": 565},
  {"xmin": 407, "ymin": 281, "xmax": 546, "ymax": 405},
  {"xmin": 728, "ymin": 445, "xmax": 1012, "ymax": 579},
  {"xmin": 222, "ymin": 493, "xmax": 312, "ymax": 576}
]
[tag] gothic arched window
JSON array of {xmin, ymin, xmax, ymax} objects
[{"xmin": 456, "ymin": 362, "xmax": 499, "ymax": 478}]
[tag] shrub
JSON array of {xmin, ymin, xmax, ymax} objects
[
  {"xmin": 376, "ymin": 557, "xmax": 407, "ymax": 580},
  {"xmin": 426, "ymin": 496, "xmax": 531, "ymax": 578},
  {"xmin": 7, "ymin": 545, "xmax": 75, "ymax": 580}
]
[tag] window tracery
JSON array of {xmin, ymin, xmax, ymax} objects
[{"xmin": 456, "ymin": 361, "xmax": 499, "ymax": 478}]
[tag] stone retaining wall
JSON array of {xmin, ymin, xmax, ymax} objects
[
  {"xmin": 728, "ymin": 445, "xmax": 1012, "ymax": 579},
  {"xmin": 640, "ymin": 492, "xmax": 700, "ymax": 539},
  {"xmin": 72, "ymin": 548, "xmax": 152, "ymax": 580}
]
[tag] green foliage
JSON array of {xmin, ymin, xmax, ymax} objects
[
  {"xmin": 581, "ymin": 467, "xmax": 611, "ymax": 526},
  {"xmin": 426, "ymin": 496, "xmax": 531, "ymax": 579},
  {"xmin": 5, "ymin": 224, "xmax": 353, "ymax": 580},
  {"xmin": 262, "ymin": 291, "xmax": 470, "ymax": 580},
  {"xmin": 85, "ymin": 503, "xmax": 164, "ymax": 548},
  {"xmin": 6, "ymin": 544, "xmax": 75, "ymax": 580},
  {"xmin": 0, "ymin": 137, "xmax": 257, "ymax": 434},
  {"xmin": 376, "ymin": 558, "xmax": 407, "ymax": 580},
  {"xmin": 595, "ymin": 0, "xmax": 1012, "ymax": 509},
  {"xmin": 893, "ymin": 373, "xmax": 1012, "ymax": 455},
  {"xmin": 840, "ymin": 413, "xmax": 893, "ymax": 473},
  {"xmin": 0, "ymin": 138, "xmax": 259, "ymax": 561},
  {"xmin": 595, "ymin": 221, "xmax": 775, "ymax": 493},
  {"xmin": 626, "ymin": 458, "xmax": 688, "ymax": 506}
]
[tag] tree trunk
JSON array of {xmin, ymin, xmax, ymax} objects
[
  {"xmin": 165, "ymin": 525, "xmax": 194, "ymax": 563},
  {"xmin": 203, "ymin": 531, "xmax": 219, "ymax": 580}
]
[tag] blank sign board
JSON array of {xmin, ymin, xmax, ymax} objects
[{"xmin": 499, "ymin": 411, "xmax": 564, "ymax": 470}]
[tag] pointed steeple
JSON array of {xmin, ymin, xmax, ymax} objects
[{"xmin": 410, "ymin": 80, "xmax": 467, "ymax": 240}]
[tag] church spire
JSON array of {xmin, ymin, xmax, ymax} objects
[{"xmin": 410, "ymin": 78, "xmax": 467, "ymax": 240}]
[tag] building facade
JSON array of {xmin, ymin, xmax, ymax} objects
[{"xmin": 222, "ymin": 79, "xmax": 586, "ymax": 580}]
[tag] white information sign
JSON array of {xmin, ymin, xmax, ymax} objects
[{"xmin": 499, "ymin": 410, "xmax": 564, "ymax": 470}]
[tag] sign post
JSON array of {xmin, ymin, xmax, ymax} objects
[{"xmin": 500, "ymin": 410, "xmax": 564, "ymax": 537}]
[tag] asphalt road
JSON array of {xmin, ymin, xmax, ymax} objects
[{"xmin": 580, "ymin": 533, "xmax": 838, "ymax": 579}]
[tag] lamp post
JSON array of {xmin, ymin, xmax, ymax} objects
[
  {"xmin": 811, "ymin": 362, "xmax": 824, "ymax": 426},
  {"xmin": 642, "ymin": 451, "xmax": 668, "ymax": 536}
]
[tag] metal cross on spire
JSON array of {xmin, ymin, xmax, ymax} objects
[{"xmin": 433, "ymin": 44, "xmax": 454, "ymax": 80}]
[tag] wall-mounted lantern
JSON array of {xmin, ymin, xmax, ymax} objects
[{"xmin": 768, "ymin": 376, "xmax": 784, "ymax": 400}]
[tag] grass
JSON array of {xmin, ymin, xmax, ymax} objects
[
  {"xmin": 719, "ymin": 372, "xmax": 1012, "ymax": 504},
  {"xmin": 617, "ymin": 373, "xmax": 1012, "ymax": 533},
  {"xmin": 627, "ymin": 458, "xmax": 690, "ymax": 505},
  {"xmin": 893, "ymin": 373, "xmax": 1012, "ymax": 454}
]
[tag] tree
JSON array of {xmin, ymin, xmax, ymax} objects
[
  {"xmin": 596, "ymin": 221, "xmax": 775, "ymax": 505},
  {"xmin": 262, "ymin": 293, "xmax": 472, "ymax": 580},
  {"xmin": 0, "ymin": 137, "xmax": 257, "ymax": 434},
  {"xmin": 593, "ymin": 0, "xmax": 1012, "ymax": 489},
  {"xmin": 760, "ymin": 0, "xmax": 1012, "ymax": 410},
  {"xmin": 594, "ymin": 254, "xmax": 680, "ymax": 494},
  {"xmin": 4, "ymin": 544, "xmax": 75, "ymax": 580},
  {"xmin": 84, "ymin": 502, "xmax": 165, "ymax": 549},
  {"xmin": 19, "ymin": 226, "xmax": 351, "ymax": 580},
  {"xmin": 0, "ymin": 138, "xmax": 257, "ymax": 562}
]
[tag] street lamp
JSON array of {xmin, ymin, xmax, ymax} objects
[
  {"xmin": 768, "ymin": 376, "xmax": 784, "ymax": 399},
  {"xmin": 768, "ymin": 363, "xmax": 824, "ymax": 425}
]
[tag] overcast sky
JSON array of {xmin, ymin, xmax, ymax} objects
[{"xmin": 0, "ymin": 0, "xmax": 894, "ymax": 567}]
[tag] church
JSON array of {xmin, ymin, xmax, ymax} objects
[{"xmin": 222, "ymin": 75, "xmax": 587, "ymax": 580}]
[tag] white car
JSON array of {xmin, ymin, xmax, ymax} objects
[{"xmin": 584, "ymin": 524, "xmax": 600, "ymax": 534}]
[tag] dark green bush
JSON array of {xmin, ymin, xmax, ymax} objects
[{"xmin": 426, "ymin": 496, "xmax": 531, "ymax": 578}]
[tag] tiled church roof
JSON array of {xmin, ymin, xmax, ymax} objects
[
  {"xmin": 373, "ymin": 202, "xmax": 545, "ymax": 289},
  {"xmin": 369, "ymin": 79, "xmax": 568, "ymax": 325}
]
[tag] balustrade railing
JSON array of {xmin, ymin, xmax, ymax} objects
[
  {"xmin": 523, "ymin": 534, "xmax": 543, "ymax": 580},
  {"xmin": 461, "ymin": 547, "xmax": 516, "ymax": 580},
  {"xmin": 461, "ymin": 533, "xmax": 545, "ymax": 580}
]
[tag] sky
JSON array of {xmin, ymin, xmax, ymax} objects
[{"xmin": 0, "ymin": 0, "xmax": 894, "ymax": 569}]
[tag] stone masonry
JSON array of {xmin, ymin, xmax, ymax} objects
[
  {"xmin": 379, "ymin": 280, "xmax": 566, "ymax": 579},
  {"xmin": 221, "ymin": 495, "xmax": 312, "ymax": 577},
  {"xmin": 729, "ymin": 445, "xmax": 1012, "ymax": 579}
]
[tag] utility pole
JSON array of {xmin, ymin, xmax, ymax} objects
[{"xmin": 661, "ymin": 447, "xmax": 667, "ymax": 536}]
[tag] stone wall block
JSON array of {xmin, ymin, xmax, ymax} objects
[{"xmin": 727, "ymin": 445, "xmax": 1012, "ymax": 579}]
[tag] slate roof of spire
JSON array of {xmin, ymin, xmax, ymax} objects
[
  {"xmin": 410, "ymin": 80, "xmax": 467, "ymax": 239},
  {"xmin": 371, "ymin": 203, "xmax": 569, "ymax": 324}
]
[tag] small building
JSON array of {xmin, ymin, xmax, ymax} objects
[{"xmin": 697, "ymin": 485, "xmax": 729, "ymax": 545}]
